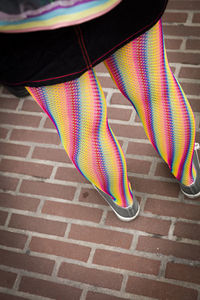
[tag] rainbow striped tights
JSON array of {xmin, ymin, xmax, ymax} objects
[{"xmin": 27, "ymin": 20, "xmax": 196, "ymax": 207}]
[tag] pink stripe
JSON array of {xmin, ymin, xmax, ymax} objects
[{"xmin": 1, "ymin": 1, "xmax": 121, "ymax": 33}]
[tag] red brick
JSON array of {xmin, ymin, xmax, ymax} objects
[
  {"xmin": 137, "ymin": 236, "xmax": 200, "ymax": 261},
  {"xmin": 165, "ymin": 39, "xmax": 183, "ymax": 50},
  {"xmin": 163, "ymin": 24, "xmax": 200, "ymax": 38},
  {"xmin": 93, "ymin": 249, "xmax": 160, "ymax": 275},
  {"xmin": 127, "ymin": 141, "xmax": 159, "ymax": 157},
  {"xmin": 0, "ymin": 159, "xmax": 53, "ymax": 178},
  {"xmin": 189, "ymin": 98, "xmax": 200, "ymax": 112},
  {"xmin": 20, "ymin": 179, "xmax": 75, "ymax": 200},
  {"xmin": 98, "ymin": 76, "xmax": 117, "ymax": 88},
  {"xmin": 155, "ymin": 162, "xmax": 174, "ymax": 178},
  {"xmin": 0, "ymin": 127, "xmax": 9, "ymax": 139},
  {"xmin": 0, "ymin": 248, "xmax": 54, "ymax": 275},
  {"xmin": 94, "ymin": 62, "xmax": 108, "ymax": 73},
  {"xmin": 192, "ymin": 12, "xmax": 200, "ymax": 23},
  {"xmin": 110, "ymin": 124, "xmax": 147, "ymax": 139},
  {"xmin": 55, "ymin": 166, "xmax": 88, "ymax": 183},
  {"xmin": 167, "ymin": 52, "xmax": 200, "ymax": 65},
  {"xmin": 179, "ymin": 67, "xmax": 200, "ymax": 80},
  {"xmin": 42, "ymin": 200, "xmax": 103, "ymax": 223},
  {"xmin": 86, "ymin": 291, "xmax": 125, "ymax": 300},
  {"xmin": 0, "ymin": 294, "xmax": 26, "ymax": 300},
  {"xmin": 126, "ymin": 158, "xmax": 151, "ymax": 174},
  {"xmin": 9, "ymin": 213, "xmax": 67, "ymax": 236},
  {"xmin": 107, "ymin": 107, "xmax": 132, "ymax": 121},
  {"xmin": 126, "ymin": 276, "xmax": 198, "ymax": 300},
  {"xmin": 69, "ymin": 224, "xmax": 133, "ymax": 249},
  {"xmin": 167, "ymin": 1, "xmax": 200, "ymax": 11},
  {"xmin": 0, "ymin": 96, "xmax": 19, "ymax": 109},
  {"xmin": 186, "ymin": 39, "xmax": 200, "ymax": 50},
  {"xmin": 0, "ymin": 192, "xmax": 40, "ymax": 212},
  {"xmin": 29, "ymin": 236, "xmax": 91, "ymax": 262},
  {"xmin": 110, "ymin": 93, "xmax": 131, "ymax": 106},
  {"xmin": 0, "ymin": 210, "xmax": 8, "ymax": 225},
  {"xmin": 0, "ymin": 112, "xmax": 41, "ymax": 127},
  {"xmin": 58, "ymin": 262, "xmax": 123, "ymax": 290},
  {"xmin": 0, "ymin": 229, "xmax": 27, "ymax": 249},
  {"xmin": 22, "ymin": 99, "xmax": 42, "ymax": 112},
  {"xmin": 0, "ymin": 269, "xmax": 17, "ymax": 288},
  {"xmin": 145, "ymin": 198, "xmax": 200, "ymax": 221},
  {"xmin": 10, "ymin": 129, "xmax": 60, "ymax": 145},
  {"xmin": 162, "ymin": 12, "xmax": 188, "ymax": 23},
  {"xmin": 0, "ymin": 142, "xmax": 30, "ymax": 157},
  {"xmin": 181, "ymin": 82, "xmax": 200, "ymax": 96},
  {"xmin": 105, "ymin": 214, "xmax": 171, "ymax": 236},
  {"xmin": 79, "ymin": 187, "xmax": 111, "ymax": 205},
  {"xmin": 44, "ymin": 118, "xmax": 55, "ymax": 129},
  {"xmin": 0, "ymin": 175, "xmax": 19, "ymax": 191},
  {"xmin": 32, "ymin": 146, "xmax": 70, "ymax": 163},
  {"xmin": 19, "ymin": 276, "xmax": 82, "ymax": 300},
  {"xmin": 174, "ymin": 222, "xmax": 200, "ymax": 241},
  {"xmin": 166, "ymin": 262, "xmax": 200, "ymax": 285},
  {"xmin": 129, "ymin": 176, "xmax": 180, "ymax": 198}
]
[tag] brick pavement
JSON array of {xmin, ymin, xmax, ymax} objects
[{"xmin": 0, "ymin": 1, "xmax": 200, "ymax": 299}]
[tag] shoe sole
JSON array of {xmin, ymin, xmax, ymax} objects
[
  {"xmin": 111, "ymin": 203, "xmax": 140, "ymax": 222},
  {"xmin": 181, "ymin": 189, "xmax": 200, "ymax": 199}
]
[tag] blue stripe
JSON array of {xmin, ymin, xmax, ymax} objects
[{"xmin": 0, "ymin": 0, "xmax": 110, "ymax": 26}]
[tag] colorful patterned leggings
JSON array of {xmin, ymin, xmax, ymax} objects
[{"xmin": 27, "ymin": 20, "xmax": 196, "ymax": 207}]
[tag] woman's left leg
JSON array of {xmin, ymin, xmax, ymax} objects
[{"xmin": 104, "ymin": 19, "xmax": 196, "ymax": 189}]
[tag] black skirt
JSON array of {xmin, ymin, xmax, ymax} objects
[{"xmin": 0, "ymin": 0, "xmax": 168, "ymax": 87}]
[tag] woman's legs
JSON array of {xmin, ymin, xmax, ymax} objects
[
  {"xmin": 104, "ymin": 19, "xmax": 196, "ymax": 187},
  {"xmin": 26, "ymin": 69, "xmax": 134, "ymax": 209}
]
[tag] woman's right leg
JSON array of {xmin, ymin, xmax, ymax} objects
[{"xmin": 26, "ymin": 69, "xmax": 139, "ymax": 220}]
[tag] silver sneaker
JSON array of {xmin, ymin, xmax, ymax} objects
[
  {"xmin": 180, "ymin": 143, "xmax": 200, "ymax": 199},
  {"xmin": 93, "ymin": 184, "xmax": 140, "ymax": 221}
]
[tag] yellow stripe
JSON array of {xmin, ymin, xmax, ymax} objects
[{"xmin": 0, "ymin": 0, "xmax": 120, "ymax": 32}]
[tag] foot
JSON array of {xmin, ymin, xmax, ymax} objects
[
  {"xmin": 180, "ymin": 143, "xmax": 200, "ymax": 199},
  {"xmin": 93, "ymin": 184, "xmax": 140, "ymax": 221}
]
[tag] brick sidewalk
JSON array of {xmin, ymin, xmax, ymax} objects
[{"xmin": 0, "ymin": 1, "xmax": 200, "ymax": 299}]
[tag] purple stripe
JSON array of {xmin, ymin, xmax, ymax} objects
[{"xmin": 0, "ymin": 0, "xmax": 95, "ymax": 21}]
